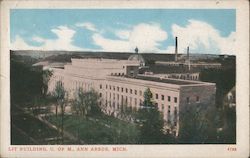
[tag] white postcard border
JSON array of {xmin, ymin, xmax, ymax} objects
[{"xmin": 0, "ymin": 1, "xmax": 249, "ymax": 158}]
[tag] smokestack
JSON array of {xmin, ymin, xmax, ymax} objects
[
  {"xmin": 175, "ymin": 37, "xmax": 178, "ymax": 62},
  {"xmin": 187, "ymin": 46, "xmax": 190, "ymax": 71}
]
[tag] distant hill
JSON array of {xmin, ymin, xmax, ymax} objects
[
  {"xmin": 10, "ymin": 50, "xmax": 235, "ymax": 65},
  {"xmin": 10, "ymin": 50, "xmax": 176, "ymax": 62},
  {"xmin": 10, "ymin": 54, "xmax": 39, "ymax": 65}
]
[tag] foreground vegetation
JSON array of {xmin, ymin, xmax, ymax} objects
[{"xmin": 46, "ymin": 114, "xmax": 139, "ymax": 144}]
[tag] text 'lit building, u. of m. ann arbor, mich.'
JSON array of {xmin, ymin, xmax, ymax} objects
[{"xmin": 47, "ymin": 56, "xmax": 216, "ymax": 136}]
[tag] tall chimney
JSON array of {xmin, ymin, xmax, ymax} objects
[
  {"xmin": 175, "ymin": 37, "xmax": 178, "ymax": 62},
  {"xmin": 187, "ymin": 46, "xmax": 190, "ymax": 71}
]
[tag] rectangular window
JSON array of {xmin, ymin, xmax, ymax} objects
[
  {"xmin": 99, "ymin": 93, "xmax": 102, "ymax": 97},
  {"xmin": 174, "ymin": 107, "xmax": 177, "ymax": 114},
  {"xmin": 168, "ymin": 96, "xmax": 171, "ymax": 102},
  {"xmin": 161, "ymin": 95, "xmax": 164, "ymax": 100},
  {"xmin": 196, "ymin": 96, "xmax": 200, "ymax": 102},
  {"xmin": 174, "ymin": 97, "xmax": 177, "ymax": 103},
  {"xmin": 121, "ymin": 87, "xmax": 124, "ymax": 92},
  {"xmin": 139, "ymin": 90, "xmax": 142, "ymax": 96},
  {"xmin": 187, "ymin": 97, "xmax": 190, "ymax": 104},
  {"xmin": 106, "ymin": 84, "xmax": 108, "ymax": 89},
  {"xmin": 167, "ymin": 106, "xmax": 171, "ymax": 124},
  {"xmin": 162, "ymin": 104, "xmax": 164, "ymax": 110},
  {"xmin": 126, "ymin": 88, "xmax": 128, "ymax": 93},
  {"xmin": 100, "ymin": 84, "xmax": 102, "ymax": 89},
  {"xmin": 117, "ymin": 87, "xmax": 119, "ymax": 91},
  {"xmin": 113, "ymin": 86, "xmax": 115, "ymax": 91},
  {"xmin": 109, "ymin": 85, "xmax": 111, "ymax": 90},
  {"xmin": 135, "ymin": 90, "xmax": 137, "ymax": 95},
  {"xmin": 130, "ymin": 89, "xmax": 133, "ymax": 94},
  {"xmin": 156, "ymin": 94, "xmax": 158, "ymax": 99},
  {"xmin": 121, "ymin": 95, "xmax": 124, "ymax": 103}
]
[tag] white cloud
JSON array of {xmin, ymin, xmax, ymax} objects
[
  {"xmin": 163, "ymin": 46, "xmax": 175, "ymax": 54},
  {"xmin": 93, "ymin": 23, "xmax": 168, "ymax": 52},
  {"xmin": 92, "ymin": 34, "xmax": 131, "ymax": 52},
  {"xmin": 12, "ymin": 20, "xmax": 235, "ymax": 54},
  {"xmin": 11, "ymin": 26, "xmax": 83, "ymax": 51},
  {"xmin": 129, "ymin": 23, "xmax": 168, "ymax": 52},
  {"xmin": 115, "ymin": 30, "xmax": 130, "ymax": 40},
  {"xmin": 32, "ymin": 36, "xmax": 45, "ymax": 43},
  {"xmin": 76, "ymin": 22, "xmax": 98, "ymax": 32},
  {"xmin": 11, "ymin": 35, "xmax": 39, "ymax": 50},
  {"xmin": 165, "ymin": 20, "xmax": 236, "ymax": 55}
]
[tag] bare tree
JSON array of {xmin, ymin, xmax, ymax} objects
[
  {"xmin": 73, "ymin": 88, "xmax": 100, "ymax": 118},
  {"xmin": 53, "ymin": 80, "xmax": 67, "ymax": 144},
  {"xmin": 72, "ymin": 88, "xmax": 101, "ymax": 142}
]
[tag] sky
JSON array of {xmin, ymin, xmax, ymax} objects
[{"xmin": 10, "ymin": 9, "xmax": 236, "ymax": 55}]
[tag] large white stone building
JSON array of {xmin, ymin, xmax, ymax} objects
[{"xmin": 48, "ymin": 57, "xmax": 216, "ymax": 136}]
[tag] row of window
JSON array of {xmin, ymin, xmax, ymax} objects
[
  {"xmin": 103, "ymin": 98, "xmax": 178, "ymax": 114},
  {"xmin": 101, "ymin": 84, "xmax": 143, "ymax": 96},
  {"xmin": 104, "ymin": 92, "xmax": 143, "ymax": 107},
  {"xmin": 101, "ymin": 84, "xmax": 179, "ymax": 103},
  {"xmin": 155, "ymin": 103, "xmax": 178, "ymax": 113},
  {"xmin": 103, "ymin": 92, "xmax": 178, "ymax": 113},
  {"xmin": 102, "ymin": 98, "xmax": 178, "ymax": 126},
  {"xmin": 110, "ymin": 72, "xmax": 125, "ymax": 76},
  {"xmin": 155, "ymin": 94, "xmax": 178, "ymax": 103},
  {"xmin": 96, "ymin": 84, "xmax": 198, "ymax": 105}
]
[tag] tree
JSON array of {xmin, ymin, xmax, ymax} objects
[
  {"xmin": 72, "ymin": 88, "xmax": 101, "ymax": 142},
  {"xmin": 136, "ymin": 88, "xmax": 164, "ymax": 144},
  {"xmin": 218, "ymin": 106, "xmax": 236, "ymax": 144},
  {"xmin": 10, "ymin": 60, "xmax": 44, "ymax": 105},
  {"xmin": 53, "ymin": 80, "xmax": 67, "ymax": 144},
  {"xmin": 73, "ymin": 88, "xmax": 101, "ymax": 118},
  {"xmin": 200, "ymin": 68, "xmax": 235, "ymax": 107},
  {"xmin": 178, "ymin": 103, "xmax": 218, "ymax": 143}
]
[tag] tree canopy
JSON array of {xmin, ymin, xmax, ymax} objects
[{"xmin": 136, "ymin": 88, "xmax": 164, "ymax": 144}]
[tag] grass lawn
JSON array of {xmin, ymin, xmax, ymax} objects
[
  {"xmin": 11, "ymin": 106, "xmax": 76, "ymax": 145},
  {"xmin": 46, "ymin": 114, "xmax": 139, "ymax": 144}
]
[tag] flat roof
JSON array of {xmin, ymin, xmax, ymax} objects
[{"xmin": 125, "ymin": 75, "xmax": 201, "ymax": 85}]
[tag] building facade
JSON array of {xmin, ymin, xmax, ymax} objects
[{"xmin": 48, "ymin": 58, "xmax": 216, "ymax": 136}]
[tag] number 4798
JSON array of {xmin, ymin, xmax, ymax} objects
[{"xmin": 227, "ymin": 147, "xmax": 237, "ymax": 151}]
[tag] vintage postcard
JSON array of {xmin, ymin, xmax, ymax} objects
[{"xmin": 0, "ymin": 0, "xmax": 249, "ymax": 158}]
